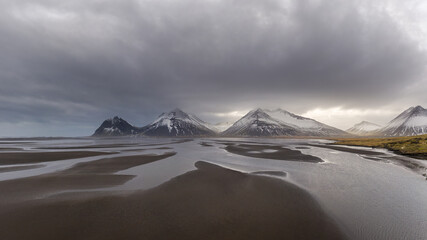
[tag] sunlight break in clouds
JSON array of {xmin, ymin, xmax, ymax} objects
[
  {"xmin": 212, "ymin": 111, "xmax": 248, "ymax": 118},
  {"xmin": 303, "ymin": 107, "xmax": 399, "ymax": 130}
]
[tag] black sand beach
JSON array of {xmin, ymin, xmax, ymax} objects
[
  {"xmin": 0, "ymin": 152, "xmax": 176, "ymax": 204},
  {"xmin": 0, "ymin": 151, "xmax": 117, "ymax": 165},
  {"xmin": 0, "ymin": 161, "xmax": 346, "ymax": 240}
]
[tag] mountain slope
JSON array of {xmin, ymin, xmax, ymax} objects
[
  {"xmin": 380, "ymin": 106, "xmax": 427, "ymax": 136},
  {"xmin": 347, "ymin": 121, "xmax": 382, "ymax": 136},
  {"xmin": 222, "ymin": 109, "xmax": 301, "ymax": 136},
  {"xmin": 223, "ymin": 108, "xmax": 347, "ymax": 137},
  {"xmin": 142, "ymin": 108, "xmax": 216, "ymax": 136},
  {"xmin": 264, "ymin": 109, "xmax": 347, "ymax": 136},
  {"xmin": 93, "ymin": 116, "xmax": 141, "ymax": 136}
]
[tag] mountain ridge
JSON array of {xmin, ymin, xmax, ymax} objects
[
  {"xmin": 378, "ymin": 105, "xmax": 427, "ymax": 136},
  {"xmin": 93, "ymin": 116, "xmax": 143, "ymax": 136},
  {"xmin": 222, "ymin": 108, "xmax": 300, "ymax": 136},
  {"xmin": 223, "ymin": 108, "xmax": 347, "ymax": 137},
  {"xmin": 93, "ymin": 106, "xmax": 427, "ymax": 137},
  {"xmin": 142, "ymin": 108, "xmax": 216, "ymax": 136}
]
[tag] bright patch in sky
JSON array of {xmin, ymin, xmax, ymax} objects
[
  {"xmin": 303, "ymin": 107, "xmax": 399, "ymax": 130},
  {"xmin": 212, "ymin": 111, "xmax": 248, "ymax": 118}
]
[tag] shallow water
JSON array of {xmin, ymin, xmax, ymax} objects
[{"xmin": 1, "ymin": 137, "xmax": 426, "ymax": 240}]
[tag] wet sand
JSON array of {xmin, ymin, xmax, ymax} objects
[
  {"xmin": 200, "ymin": 141, "xmax": 214, "ymax": 147},
  {"xmin": 384, "ymin": 156, "xmax": 426, "ymax": 172},
  {"xmin": 0, "ymin": 151, "xmax": 117, "ymax": 165},
  {"xmin": 28, "ymin": 139, "xmax": 191, "ymax": 150},
  {"xmin": 0, "ymin": 161, "xmax": 346, "ymax": 240},
  {"xmin": 0, "ymin": 141, "xmax": 35, "ymax": 144},
  {"xmin": 312, "ymin": 144, "xmax": 427, "ymax": 177},
  {"xmin": 0, "ymin": 147, "xmax": 22, "ymax": 151},
  {"xmin": 308, "ymin": 144, "xmax": 385, "ymax": 156},
  {"xmin": 295, "ymin": 146, "xmax": 310, "ymax": 149},
  {"xmin": 65, "ymin": 152, "xmax": 176, "ymax": 174},
  {"xmin": 222, "ymin": 143, "xmax": 323, "ymax": 162},
  {"xmin": 0, "ymin": 164, "xmax": 44, "ymax": 173},
  {"xmin": 0, "ymin": 152, "xmax": 176, "ymax": 204},
  {"xmin": 362, "ymin": 155, "xmax": 427, "ymax": 175},
  {"xmin": 36, "ymin": 143, "xmax": 137, "ymax": 150},
  {"xmin": 120, "ymin": 146, "xmax": 173, "ymax": 152},
  {"xmin": 251, "ymin": 170, "xmax": 287, "ymax": 177}
]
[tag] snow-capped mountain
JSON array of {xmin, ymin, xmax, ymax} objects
[
  {"xmin": 142, "ymin": 108, "xmax": 217, "ymax": 136},
  {"xmin": 264, "ymin": 109, "xmax": 347, "ymax": 136},
  {"xmin": 347, "ymin": 121, "xmax": 382, "ymax": 136},
  {"xmin": 92, "ymin": 107, "xmax": 357, "ymax": 137},
  {"xmin": 223, "ymin": 108, "xmax": 300, "ymax": 136},
  {"xmin": 379, "ymin": 106, "xmax": 427, "ymax": 136},
  {"xmin": 93, "ymin": 116, "xmax": 141, "ymax": 136},
  {"xmin": 223, "ymin": 108, "xmax": 347, "ymax": 137}
]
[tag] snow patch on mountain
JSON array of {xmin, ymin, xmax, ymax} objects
[
  {"xmin": 265, "ymin": 108, "xmax": 346, "ymax": 136},
  {"xmin": 264, "ymin": 109, "xmax": 318, "ymax": 129},
  {"xmin": 347, "ymin": 121, "xmax": 382, "ymax": 135},
  {"xmin": 223, "ymin": 108, "xmax": 299, "ymax": 136},
  {"xmin": 380, "ymin": 106, "xmax": 427, "ymax": 136},
  {"xmin": 404, "ymin": 116, "xmax": 427, "ymax": 127},
  {"xmin": 143, "ymin": 108, "xmax": 216, "ymax": 136},
  {"xmin": 93, "ymin": 116, "xmax": 140, "ymax": 136},
  {"xmin": 223, "ymin": 108, "xmax": 346, "ymax": 137}
]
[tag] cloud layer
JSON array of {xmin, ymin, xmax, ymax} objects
[{"xmin": 0, "ymin": 0, "xmax": 426, "ymax": 136}]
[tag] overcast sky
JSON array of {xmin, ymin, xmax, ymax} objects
[{"xmin": 1, "ymin": 0, "xmax": 427, "ymax": 137}]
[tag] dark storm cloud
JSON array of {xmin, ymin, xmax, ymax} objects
[{"xmin": 0, "ymin": 0, "xmax": 426, "ymax": 135}]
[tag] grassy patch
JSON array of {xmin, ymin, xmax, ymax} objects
[{"xmin": 333, "ymin": 134, "xmax": 427, "ymax": 158}]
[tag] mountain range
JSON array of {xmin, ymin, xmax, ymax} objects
[
  {"xmin": 93, "ymin": 105, "xmax": 427, "ymax": 137},
  {"xmin": 346, "ymin": 105, "xmax": 427, "ymax": 137}
]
